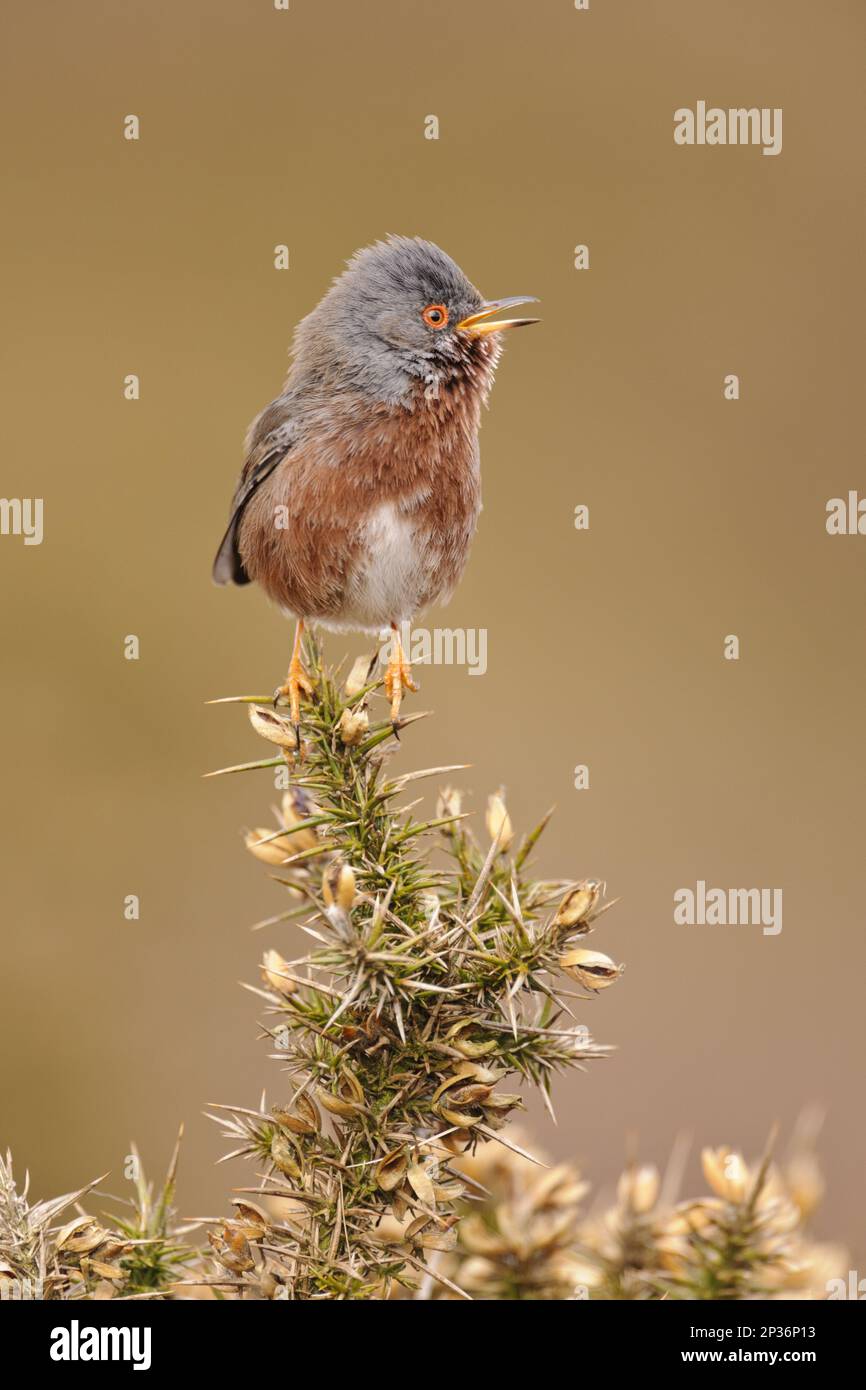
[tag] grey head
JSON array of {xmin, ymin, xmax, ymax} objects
[{"xmin": 287, "ymin": 235, "xmax": 538, "ymax": 409}]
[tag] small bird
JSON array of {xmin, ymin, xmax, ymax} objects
[{"xmin": 213, "ymin": 236, "xmax": 538, "ymax": 734}]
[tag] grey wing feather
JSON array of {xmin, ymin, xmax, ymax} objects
[{"xmin": 212, "ymin": 422, "xmax": 295, "ymax": 586}]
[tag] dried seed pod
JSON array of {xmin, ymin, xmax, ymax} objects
[
  {"xmin": 344, "ymin": 654, "xmax": 373, "ymax": 699},
  {"xmin": 231, "ymin": 1199, "xmax": 270, "ymax": 1236},
  {"xmin": 559, "ymin": 947, "xmax": 623, "ymax": 991},
  {"xmin": 245, "ymin": 828, "xmax": 299, "ymax": 866},
  {"xmin": 375, "ymin": 1149, "xmax": 408, "ymax": 1192},
  {"xmin": 322, "ymin": 860, "xmax": 357, "ymax": 911},
  {"xmin": 317, "ymin": 1066, "xmax": 365, "ymax": 1117},
  {"xmin": 92, "ymin": 1280, "xmax": 117, "ymax": 1300},
  {"xmin": 448, "ymin": 1082, "xmax": 493, "ymax": 1107},
  {"xmin": 436, "ymin": 1101, "xmax": 484, "ymax": 1128},
  {"xmin": 272, "ymin": 1093, "xmax": 320, "ymax": 1136},
  {"xmin": 451, "ymin": 1061, "xmax": 502, "ymax": 1085},
  {"xmin": 433, "ymin": 1178, "xmax": 466, "ymax": 1203},
  {"xmin": 431, "ymin": 1072, "xmax": 471, "ymax": 1105},
  {"xmin": 261, "ymin": 948, "xmax": 298, "ymax": 997},
  {"xmin": 407, "ymin": 1160, "xmax": 437, "ymax": 1207},
  {"xmin": 485, "ymin": 789, "xmax": 513, "ymax": 852},
  {"xmin": 404, "ymin": 1213, "xmax": 434, "ymax": 1242},
  {"xmin": 209, "ymin": 1225, "xmax": 255, "ymax": 1274},
  {"xmin": 270, "ymin": 1131, "xmax": 302, "ymax": 1180},
  {"xmin": 390, "ymin": 1189, "xmax": 410, "ymax": 1223},
  {"xmin": 64, "ymin": 1223, "xmax": 109, "ymax": 1255},
  {"xmin": 418, "ymin": 1225, "xmax": 458, "ymax": 1252},
  {"xmin": 248, "ymin": 704, "xmax": 298, "ymax": 750},
  {"xmin": 446, "ymin": 1020, "xmax": 499, "ymax": 1059},
  {"xmin": 280, "ymin": 788, "xmax": 321, "ymax": 851},
  {"xmin": 97, "ymin": 1240, "xmax": 133, "ymax": 1262},
  {"xmin": 701, "ymin": 1147, "xmax": 750, "ymax": 1204},
  {"xmin": 453, "ymin": 1034, "xmax": 498, "ymax": 1058},
  {"xmin": 552, "ymin": 880, "xmax": 602, "ymax": 933},
  {"xmin": 476, "ymin": 1107, "xmax": 509, "ymax": 1133},
  {"xmin": 338, "ymin": 705, "xmax": 369, "ymax": 745},
  {"xmin": 617, "ymin": 1163, "xmax": 660, "ymax": 1214},
  {"xmin": 436, "ymin": 786, "xmax": 463, "ymax": 821},
  {"xmin": 481, "ymin": 1091, "xmax": 522, "ymax": 1113},
  {"xmin": 54, "ymin": 1215, "xmax": 100, "ymax": 1253},
  {"xmin": 785, "ymin": 1153, "xmax": 824, "ymax": 1220},
  {"xmin": 439, "ymin": 1128, "xmax": 473, "ymax": 1155}
]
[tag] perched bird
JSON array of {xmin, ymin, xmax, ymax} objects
[{"xmin": 213, "ymin": 236, "xmax": 538, "ymax": 733}]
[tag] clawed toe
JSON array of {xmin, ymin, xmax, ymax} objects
[
  {"xmin": 384, "ymin": 657, "xmax": 417, "ymax": 725},
  {"xmin": 274, "ymin": 620, "xmax": 315, "ymax": 734}
]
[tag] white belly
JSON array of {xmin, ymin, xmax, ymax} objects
[{"xmin": 338, "ymin": 502, "xmax": 430, "ymax": 634}]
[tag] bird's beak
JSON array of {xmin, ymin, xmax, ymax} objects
[{"xmin": 456, "ymin": 296, "xmax": 540, "ymax": 337}]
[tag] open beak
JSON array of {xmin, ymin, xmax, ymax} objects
[{"xmin": 456, "ymin": 296, "xmax": 540, "ymax": 337}]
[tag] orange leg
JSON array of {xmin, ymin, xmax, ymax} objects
[
  {"xmin": 274, "ymin": 619, "xmax": 315, "ymax": 735},
  {"xmin": 383, "ymin": 621, "xmax": 417, "ymax": 725}
]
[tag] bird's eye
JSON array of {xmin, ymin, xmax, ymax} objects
[{"xmin": 422, "ymin": 303, "xmax": 449, "ymax": 329}]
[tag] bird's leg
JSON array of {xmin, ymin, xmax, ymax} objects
[
  {"xmin": 383, "ymin": 621, "xmax": 417, "ymax": 726},
  {"xmin": 274, "ymin": 618, "xmax": 315, "ymax": 740}
]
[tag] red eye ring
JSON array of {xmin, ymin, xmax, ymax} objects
[{"xmin": 422, "ymin": 303, "xmax": 449, "ymax": 329}]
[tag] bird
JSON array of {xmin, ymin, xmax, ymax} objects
[{"xmin": 213, "ymin": 235, "xmax": 538, "ymax": 737}]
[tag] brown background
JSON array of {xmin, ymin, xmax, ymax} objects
[{"xmin": 2, "ymin": 1, "xmax": 863, "ymax": 1255}]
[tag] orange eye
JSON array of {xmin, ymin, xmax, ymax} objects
[{"xmin": 422, "ymin": 303, "xmax": 449, "ymax": 329}]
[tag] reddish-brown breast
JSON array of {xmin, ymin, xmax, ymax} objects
[{"xmin": 238, "ymin": 359, "xmax": 492, "ymax": 630}]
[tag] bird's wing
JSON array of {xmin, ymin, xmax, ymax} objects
[{"xmin": 212, "ymin": 421, "xmax": 296, "ymax": 586}]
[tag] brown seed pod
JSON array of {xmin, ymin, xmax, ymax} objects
[
  {"xmin": 485, "ymin": 789, "xmax": 513, "ymax": 853},
  {"xmin": 248, "ymin": 705, "xmax": 298, "ymax": 751},
  {"xmin": 270, "ymin": 1131, "xmax": 302, "ymax": 1179},
  {"xmin": 552, "ymin": 880, "xmax": 603, "ymax": 933},
  {"xmin": 407, "ymin": 1160, "xmax": 438, "ymax": 1207},
  {"xmin": 344, "ymin": 655, "xmax": 374, "ymax": 699},
  {"xmin": 375, "ymin": 1149, "xmax": 408, "ymax": 1192},
  {"xmin": 337, "ymin": 706, "xmax": 369, "ymax": 746},
  {"xmin": 317, "ymin": 1066, "xmax": 365, "ymax": 1117},
  {"xmin": 245, "ymin": 829, "xmax": 301, "ymax": 866},
  {"xmin": 261, "ymin": 948, "xmax": 298, "ymax": 997},
  {"xmin": 559, "ymin": 947, "xmax": 623, "ymax": 991},
  {"xmin": 231, "ymin": 1199, "xmax": 271, "ymax": 1235},
  {"xmin": 272, "ymin": 1093, "xmax": 320, "ymax": 1136},
  {"xmin": 322, "ymin": 860, "xmax": 357, "ymax": 911}
]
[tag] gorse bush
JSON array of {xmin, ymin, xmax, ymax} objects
[
  {"xmin": 0, "ymin": 650, "xmax": 843, "ymax": 1301},
  {"xmin": 436, "ymin": 1125, "xmax": 844, "ymax": 1301},
  {"xmin": 205, "ymin": 644, "xmax": 621, "ymax": 1299}
]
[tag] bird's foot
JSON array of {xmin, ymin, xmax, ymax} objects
[
  {"xmin": 273, "ymin": 658, "xmax": 315, "ymax": 743},
  {"xmin": 384, "ymin": 651, "xmax": 417, "ymax": 729}
]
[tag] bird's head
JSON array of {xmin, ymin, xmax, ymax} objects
[{"xmin": 290, "ymin": 236, "xmax": 539, "ymax": 408}]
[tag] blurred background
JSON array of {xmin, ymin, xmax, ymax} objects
[{"xmin": 1, "ymin": 1, "xmax": 863, "ymax": 1257}]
